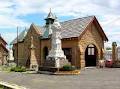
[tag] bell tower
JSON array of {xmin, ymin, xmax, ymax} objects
[
  {"xmin": 43, "ymin": 9, "xmax": 55, "ymax": 38},
  {"xmin": 45, "ymin": 9, "xmax": 55, "ymax": 25}
]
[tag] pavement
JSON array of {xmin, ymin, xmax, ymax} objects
[{"xmin": 0, "ymin": 68, "xmax": 120, "ymax": 89}]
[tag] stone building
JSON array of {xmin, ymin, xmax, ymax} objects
[
  {"xmin": 0, "ymin": 35, "xmax": 8, "ymax": 65},
  {"xmin": 11, "ymin": 11, "xmax": 108, "ymax": 69},
  {"xmin": 117, "ymin": 46, "xmax": 120, "ymax": 60},
  {"xmin": 104, "ymin": 50, "xmax": 112, "ymax": 60}
]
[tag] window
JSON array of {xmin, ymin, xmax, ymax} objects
[
  {"xmin": 63, "ymin": 48, "xmax": 72, "ymax": 62},
  {"xmin": 88, "ymin": 45, "xmax": 95, "ymax": 55},
  {"xmin": 43, "ymin": 47, "xmax": 48, "ymax": 60}
]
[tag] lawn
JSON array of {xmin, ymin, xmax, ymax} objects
[
  {"xmin": 0, "ymin": 85, "xmax": 3, "ymax": 89},
  {"xmin": 0, "ymin": 84, "xmax": 12, "ymax": 89}
]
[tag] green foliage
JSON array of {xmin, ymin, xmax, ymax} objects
[
  {"xmin": 10, "ymin": 66, "xmax": 26, "ymax": 72},
  {"xmin": 0, "ymin": 65, "xmax": 11, "ymax": 71},
  {"xmin": 61, "ymin": 65, "xmax": 76, "ymax": 71},
  {"xmin": 112, "ymin": 42, "xmax": 117, "ymax": 46},
  {"xmin": 0, "ymin": 84, "xmax": 3, "ymax": 89},
  {"xmin": 106, "ymin": 47, "xmax": 112, "ymax": 50}
]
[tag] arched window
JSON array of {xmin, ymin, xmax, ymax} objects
[
  {"xmin": 88, "ymin": 44, "xmax": 95, "ymax": 55},
  {"xmin": 43, "ymin": 47, "xmax": 48, "ymax": 60}
]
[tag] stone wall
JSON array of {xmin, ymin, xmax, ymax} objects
[
  {"xmin": 24, "ymin": 25, "xmax": 41, "ymax": 67},
  {"xmin": 41, "ymin": 38, "xmax": 79, "ymax": 67},
  {"xmin": 40, "ymin": 39, "xmax": 51, "ymax": 65},
  {"xmin": 78, "ymin": 22, "xmax": 104, "ymax": 68},
  {"xmin": 0, "ymin": 45, "xmax": 8, "ymax": 65},
  {"xmin": 12, "ymin": 42, "xmax": 25, "ymax": 66},
  {"xmin": 13, "ymin": 24, "xmax": 41, "ymax": 67},
  {"xmin": 0, "ymin": 36, "xmax": 8, "ymax": 65}
]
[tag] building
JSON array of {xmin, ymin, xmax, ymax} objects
[
  {"xmin": 11, "ymin": 11, "xmax": 108, "ymax": 69},
  {"xmin": 0, "ymin": 35, "xmax": 8, "ymax": 65},
  {"xmin": 117, "ymin": 47, "xmax": 120, "ymax": 60},
  {"xmin": 104, "ymin": 50, "xmax": 112, "ymax": 61}
]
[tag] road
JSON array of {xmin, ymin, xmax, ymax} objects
[{"xmin": 0, "ymin": 68, "xmax": 120, "ymax": 89}]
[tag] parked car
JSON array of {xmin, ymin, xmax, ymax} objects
[{"xmin": 105, "ymin": 59, "xmax": 113, "ymax": 68}]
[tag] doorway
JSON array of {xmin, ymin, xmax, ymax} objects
[
  {"xmin": 43, "ymin": 47, "xmax": 48, "ymax": 60},
  {"xmin": 85, "ymin": 44, "xmax": 98, "ymax": 67}
]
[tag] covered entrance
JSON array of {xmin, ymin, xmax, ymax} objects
[{"xmin": 85, "ymin": 44, "xmax": 98, "ymax": 67}]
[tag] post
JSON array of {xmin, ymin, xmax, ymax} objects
[{"xmin": 16, "ymin": 26, "xmax": 18, "ymax": 66}]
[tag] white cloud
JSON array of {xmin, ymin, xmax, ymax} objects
[
  {"xmin": 109, "ymin": 0, "xmax": 120, "ymax": 8},
  {"xmin": 0, "ymin": 0, "xmax": 120, "ymax": 47},
  {"xmin": 0, "ymin": 15, "xmax": 30, "ymax": 28},
  {"xmin": 0, "ymin": 0, "xmax": 30, "ymax": 29},
  {"xmin": 2, "ymin": 32, "xmax": 16, "ymax": 44}
]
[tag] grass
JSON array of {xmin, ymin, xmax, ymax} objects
[
  {"xmin": 0, "ymin": 84, "xmax": 13, "ymax": 89},
  {"xmin": 0, "ymin": 66, "xmax": 11, "ymax": 72},
  {"xmin": 0, "ymin": 84, "xmax": 3, "ymax": 89},
  {"xmin": 0, "ymin": 65, "xmax": 26, "ymax": 72},
  {"xmin": 10, "ymin": 66, "xmax": 26, "ymax": 72}
]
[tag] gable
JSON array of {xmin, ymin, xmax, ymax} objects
[
  {"xmin": 93, "ymin": 17, "xmax": 108, "ymax": 41},
  {"xmin": 92, "ymin": 22, "xmax": 103, "ymax": 42},
  {"xmin": 79, "ymin": 23, "xmax": 104, "ymax": 49},
  {"xmin": 11, "ymin": 24, "xmax": 42, "ymax": 45},
  {"xmin": 79, "ymin": 16, "xmax": 108, "ymax": 41}
]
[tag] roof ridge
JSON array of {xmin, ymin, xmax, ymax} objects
[{"xmin": 60, "ymin": 15, "xmax": 95, "ymax": 23}]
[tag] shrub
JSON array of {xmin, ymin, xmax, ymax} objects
[
  {"xmin": 10, "ymin": 66, "xmax": 26, "ymax": 72},
  {"xmin": 61, "ymin": 65, "xmax": 76, "ymax": 71},
  {"xmin": 10, "ymin": 67, "xmax": 15, "ymax": 71}
]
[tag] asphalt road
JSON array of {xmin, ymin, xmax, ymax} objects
[{"xmin": 0, "ymin": 68, "xmax": 120, "ymax": 89}]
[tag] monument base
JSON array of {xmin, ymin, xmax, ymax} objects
[
  {"xmin": 30, "ymin": 64, "xmax": 38, "ymax": 71},
  {"xmin": 43, "ymin": 57, "xmax": 70, "ymax": 68}
]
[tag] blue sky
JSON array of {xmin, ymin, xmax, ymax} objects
[{"xmin": 0, "ymin": 0, "xmax": 120, "ymax": 47}]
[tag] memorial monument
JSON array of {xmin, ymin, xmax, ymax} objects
[{"xmin": 44, "ymin": 18, "xmax": 69, "ymax": 68}]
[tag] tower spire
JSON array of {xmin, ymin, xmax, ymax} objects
[
  {"xmin": 45, "ymin": 8, "xmax": 55, "ymax": 24},
  {"xmin": 50, "ymin": 8, "xmax": 51, "ymax": 13},
  {"xmin": 43, "ymin": 9, "xmax": 56, "ymax": 38}
]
